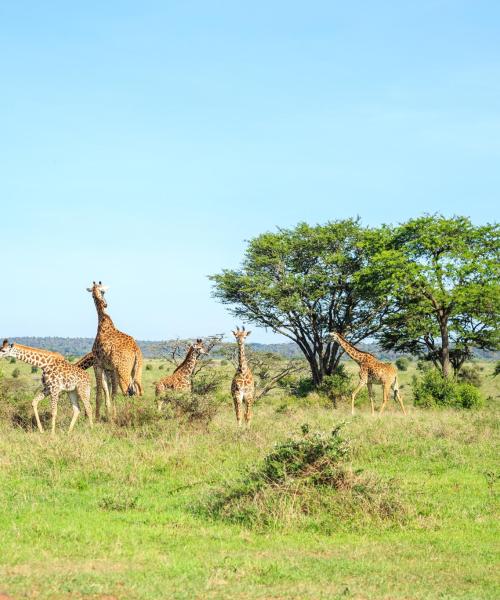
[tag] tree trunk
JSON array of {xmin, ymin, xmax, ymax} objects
[{"xmin": 439, "ymin": 317, "xmax": 451, "ymax": 379}]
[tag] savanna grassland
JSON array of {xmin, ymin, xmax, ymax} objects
[{"xmin": 0, "ymin": 359, "xmax": 499, "ymax": 600}]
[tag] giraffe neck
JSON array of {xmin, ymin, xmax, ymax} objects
[
  {"xmin": 237, "ymin": 340, "xmax": 249, "ymax": 373},
  {"xmin": 174, "ymin": 347, "xmax": 198, "ymax": 377},
  {"xmin": 10, "ymin": 344, "xmax": 59, "ymax": 368},
  {"xmin": 93, "ymin": 295, "xmax": 115, "ymax": 331},
  {"xmin": 335, "ymin": 335, "xmax": 367, "ymax": 364}
]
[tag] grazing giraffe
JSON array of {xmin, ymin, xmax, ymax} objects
[
  {"xmin": 87, "ymin": 281, "xmax": 143, "ymax": 420},
  {"xmin": 329, "ymin": 332, "xmax": 406, "ymax": 415},
  {"xmin": 0, "ymin": 340, "xmax": 93, "ymax": 434},
  {"xmin": 155, "ymin": 339, "xmax": 207, "ymax": 410},
  {"xmin": 231, "ymin": 326, "xmax": 255, "ymax": 426}
]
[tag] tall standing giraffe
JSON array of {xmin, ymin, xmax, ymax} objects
[
  {"xmin": 329, "ymin": 331, "xmax": 406, "ymax": 415},
  {"xmin": 231, "ymin": 326, "xmax": 255, "ymax": 426},
  {"xmin": 0, "ymin": 340, "xmax": 93, "ymax": 434},
  {"xmin": 155, "ymin": 339, "xmax": 207, "ymax": 410},
  {"xmin": 87, "ymin": 281, "xmax": 143, "ymax": 420}
]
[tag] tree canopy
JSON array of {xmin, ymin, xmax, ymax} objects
[{"xmin": 210, "ymin": 219, "xmax": 388, "ymax": 385}]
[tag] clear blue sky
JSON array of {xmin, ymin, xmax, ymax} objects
[{"xmin": 1, "ymin": 1, "xmax": 499, "ymax": 342}]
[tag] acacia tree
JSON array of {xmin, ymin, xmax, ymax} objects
[
  {"xmin": 368, "ymin": 215, "xmax": 500, "ymax": 378},
  {"xmin": 210, "ymin": 220, "xmax": 388, "ymax": 386}
]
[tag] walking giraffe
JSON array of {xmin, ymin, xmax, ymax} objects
[
  {"xmin": 87, "ymin": 282, "xmax": 143, "ymax": 420},
  {"xmin": 0, "ymin": 340, "xmax": 93, "ymax": 434},
  {"xmin": 329, "ymin": 331, "xmax": 406, "ymax": 415},
  {"xmin": 231, "ymin": 326, "xmax": 255, "ymax": 426},
  {"xmin": 155, "ymin": 339, "xmax": 207, "ymax": 411}
]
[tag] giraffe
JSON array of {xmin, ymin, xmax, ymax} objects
[
  {"xmin": 155, "ymin": 339, "xmax": 207, "ymax": 410},
  {"xmin": 231, "ymin": 326, "xmax": 255, "ymax": 426},
  {"xmin": 87, "ymin": 281, "xmax": 143, "ymax": 420},
  {"xmin": 0, "ymin": 340, "xmax": 93, "ymax": 434},
  {"xmin": 329, "ymin": 331, "xmax": 406, "ymax": 415}
]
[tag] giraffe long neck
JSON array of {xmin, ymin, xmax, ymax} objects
[
  {"xmin": 174, "ymin": 347, "xmax": 198, "ymax": 377},
  {"xmin": 335, "ymin": 335, "xmax": 366, "ymax": 364},
  {"xmin": 93, "ymin": 295, "xmax": 115, "ymax": 331},
  {"xmin": 237, "ymin": 340, "xmax": 249, "ymax": 373},
  {"xmin": 10, "ymin": 344, "xmax": 59, "ymax": 368}
]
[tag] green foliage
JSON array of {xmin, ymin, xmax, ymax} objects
[
  {"xmin": 210, "ymin": 219, "xmax": 390, "ymax": 385},
  {"xmin": 203, "ymin": 425, "xmax": 408, "ymax": 531},
  {"xmin": 11, "ymin": 367, "xmax": 20, "ymax": 378},
  {"xmin": 494, "ymin": 361, "xmax": 500, "ymax": 377},
  {"xmin": 279, "ymin": 375, "xmax": 315, "ymax": 397},
  {"xmin": 9, "ymin": 357, "xmax": 16, "ymax": 364},
  {"xmin": 31, "ymin": 365, "xmax": 38, "ymax": 373},
  {"xmin": 370, "ymin": 215, "xmax": 500, "ymax": 377},
  {"xmin": 395, "ymin": 357, "xmax": 410, "ymax": 371},
  {"xmin": 161, "ymin": 390, "xmax": 222, "ymax": 425},
  {"xmin": 412, "ymin": 369, "xmax": 483, "ymax": 409},
  {"xmin": 457, "ymin": 364, "xmax": 482, "ymax": 388},
  {"xmin": 318, "ymin": 364, "xmax": 353, "ymax": 407},
  {"xmin": 145, "ymin": 363, "xmax": 153, "ymax": 371}
]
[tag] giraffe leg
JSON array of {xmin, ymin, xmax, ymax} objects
[
  {"xmin": 233, "ymin": 391, "xmax": 243, "ymax": 426},
  {"xmin": 50, "ymin": 392, "xmax": 59, "ymax": 435},
  {"xmin": 94, "ymin": 365, "xmax": 103, "ymax": 421},
  {"xmin": 395, "ymin": 388, "xmax": 407, "ymax": 415},
  {"xmin": 351, "ymin": 381, "xmax": 366, "ymax": 415},
  {"xmin": 379, "ymin": 383, "xmax": 390, "ymax": 414},
  {"xmin": 32, "ymin": 392, "xmax": 46, "ymax": 433},
  {"xmin": 244, "ymin": 393, "xmax": 254, "ymax": 427},
  {"xmin": 80, "ymin": 383, "xmax": 94, "ymax": 427},
  {"xmin": 367, "ymin": 382, "xmax": 375, "ymax": 415},
  {"xmin": 68, "ymin": 391, "xmax": 81, "ymax": 433},
  {"xmin": 101, "ymin": 371, "xmax": 114, "ymax": 420}
]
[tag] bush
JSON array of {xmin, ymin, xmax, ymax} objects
[
  {"xmin": 145, "ymin": 363, "xmax": 153, "ymax": 371},
  {"xmin": 412, "ymin": 369, "xmax": 483, "ymax": 409},
  {"xmin": 457, "ymin": 364, "xmax": 482, "ymax": 388},
  {"xmin": 160, "ymin": 390, "xmax": 222, "ymax": 426},
  {"xmin": 201, "ymin": 424, "xmax": 408, "ymax": 531},
  {"xmin": 318, "ymin": 365, "xmax": 353, "ymax": 408},
  {"xmin": 395, "ymin": 357, "xmax": 410, "ymax": 371},
  {"xmin": 12, "ymin": 368, "xmax": 21, "ymax": 379},
  {"xmin": 159, "ymin": 365, "xmax": 164, "ymax": 370},
  {"xmin": 31, "ymin": 365, "xmax": 39, "ymax": 373},
  {"xmin": 281, "ymin": 376, "xmax": 315, "ymax": 397},
  {"xmin": 192, "ymin": 370, "xmax": 222, "ymax": 396},
  {"xmin": 9, "ymin": 357, "xmax": 16, "ymax": 364}
]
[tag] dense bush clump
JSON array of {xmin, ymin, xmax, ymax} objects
[
  {"xmin": 412, "ymin": 369, "xmax": 483, "ymax": 409},
  {"xmin": 201, "ymin": 424, "xmax": 408, "ymax": 531},
  {"xmin": 318, "ymin": 365, "xmax": 353, "ymax": 407},
  {"xmin": 457, "ymin": 364, "xmax": 482, "ymax": 388},
  {"xmin": 395, "ymin": 357, "xmax": 410, "ymax": 371},
  {"xmin": 160, "ymin": 390, "xmax": 223, "ymax": 426}
]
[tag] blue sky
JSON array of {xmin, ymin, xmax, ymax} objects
[{"xmin": 1, "ymin": 1, "xmax": 499, "ymax": 342}]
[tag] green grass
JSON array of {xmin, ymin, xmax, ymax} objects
[{"xmin": 0, "ymin": 359, "xmax": 498, "ymax": 599}]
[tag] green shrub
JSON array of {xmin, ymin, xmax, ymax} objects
[
  {"xmin": 160, "ymin": 390, "xmax": 222, "ymax": 426},
  {"xmin": 457, "ymin": 364, "xmax": 482, "ymax": 388},
  {"xmin": 201, "ymin": 424, "xmax": 408, "ymax": 531},
  {"xmin": 12, "ymin": 368, "xmax": 20, "ymax": 379},
  {"xmin": 395, "ymin": 357, "xmax": 410, "ymax": 371},
  {"xmin": 318, "ymin": 365, "xmax": 353, "ymax": 408},
  {"xmin": 159, "ymin": 364, "xmax": 164, "ymax": 370},
  {"xmin": 412, "ymin": 369, "xmax": 483, "ymax": 409},
  {"xmin": 281, "ymin": 376, "xmax": 315, "ymax": 397},
  {"xmin": 31, "ymin": 365, "xmax": 39, "ymax": 374},
  {"xmin": 145, "ymin": 363, "xmax": 153, "ymax": 371},
  {"xmin": 9, "ymin": 357, "xmax": 16, "ymax": 364},
  {"xmin": 494, "ymin": 361, "xmax": 500, "ymax": 377}
]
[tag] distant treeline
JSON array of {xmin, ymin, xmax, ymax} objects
[{"xmin": 7, "ymin": 337, "xmax": 499, "ymax": 361}]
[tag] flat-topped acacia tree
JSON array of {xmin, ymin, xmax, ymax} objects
[{"xmin": 210, "ymin": 219, "xmax": 388, "ymax": 386}]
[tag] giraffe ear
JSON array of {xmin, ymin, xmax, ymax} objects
[
  {"xmin": 2, "ymin": 339, "xmax": 8, "ymax": 348},
  {"xmin": 246, "ymin": 331, "xmax": 251, "ymax": 336},
  {"xmin": 86, "ymin": 287, "xmax": 93, "ymax": 292}
]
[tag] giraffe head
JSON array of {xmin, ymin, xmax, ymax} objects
[
  {"xmin": 86, "ymin": 281, "xmax": 110, "ymax": 308},
  {"xmin": 0, "ymin": 339, "xmax": 15, "ymax": 359},
  {"xmin": 191, "ymin": 339, "xmax": 208, "ymax": 356},
  {"xmin": 232, "ymin": 326, "xmax": 251, "ymax": 342},
  {"xmin": 328, "ymin": 331, "xmax": 340, "ymax": 343}
]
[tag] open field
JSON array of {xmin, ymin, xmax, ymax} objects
[{"xmin": 0, "ymin": 359, "xmax": 499, "ymax": 599}]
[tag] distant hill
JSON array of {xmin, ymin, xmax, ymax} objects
[{"xmin": 6, "ymin": 337, "xmax": 499, "ymax": 361}]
